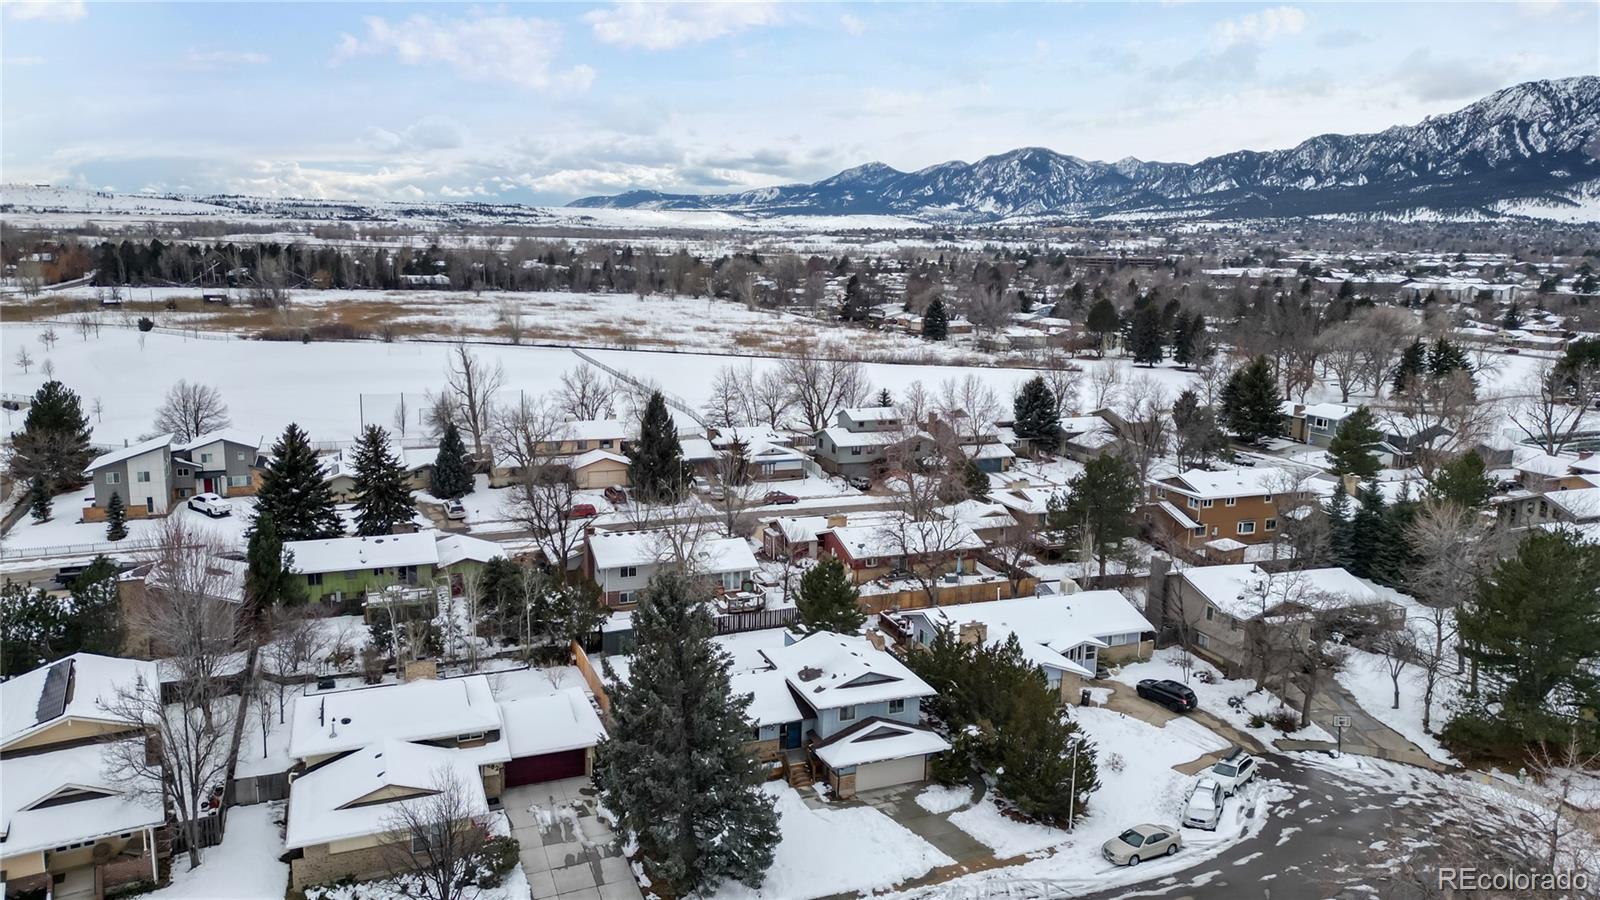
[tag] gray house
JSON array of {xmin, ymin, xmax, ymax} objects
[
  {"xmin": 813, "ymin": 407, "xmax": 928, "ymax": 478},
  {"xmin": 82, "ymin": 430, "xmax": 263, "ymax": 521}
]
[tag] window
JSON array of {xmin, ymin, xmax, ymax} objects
[
  {"xmin": 1204, "ymin": 606, "xmax": 1214, "ymax": 621},
  {"xmin": 1262, "ymin": 494, "xmax": 1272, "ymax": 503},
  {"xmin": 372, "ymin": 567, "xmax": 386, "ymax": 576},
  {"xmin": 1224, "ymin": 497, "xmax": 1236, "ymax": 507},
  {"xmin": 839, "ymin": 704, "xmax": 858, "ymax": 722},
  {"xmin": 1201, "ymin": 499, "xmax": 1214, "ymax": 508},
  {"xmin": 176, "ymin": 467, "xmax": 189, "ymax": 477},
  {"xmin": 200, "ymin": 452, "xmax": 213, "ymax": 464},
  {"xmin": 577, "ymin": 440, "xmax": 589, "ymax": 450},
  {"xmin": 617, "ymin": 591, "xmax": 632, "ymax": 605},
  {"xmin": 1312, "ymin": 417, "xmax": 1329, "ymax": 430},
  {"xmin": 106, "ymin": 472, "xmax": 121, "ymax": 485},
  {"xmin": 887, "ymin": 698, "xmax": 905, "ymax": 714},
  {"xmin": 1237, "ymin": 521, "xmax": 1256, "ymax": 535},
  {"xmin": 1195, "ymin": 632, "xmax": 1211, "ymax": 648},
  {"xmin": 456, "ymin": 732, "xmax": 485, "ymax": 743},
  {"xmin": 600, "ymin": 439, "xmax": 614, "ymax": 449},
  {"xmin": 306, "ymin": 572, "xmax": 324, "ymax": 586},
  {"xmin": 235, "ymin": 452, "xmax": 246, "ymax": 462},
  {"xmin": 620, "ymin": 565, "xmax": 638, "ymax": 579},
  {"xmin": 850, "ymin": 447, "xmax": 861, "ymax": 456},
  {"xmin": 1264, "ymin": 518, "xmax": 1278, "ymax": 532},
  {"xmin": 228, "ymin": 475, "xmax": 250, "ymax": 487},
  {"xmin": 136, "ymin": 471, "xmax": 151, "ymax": 483},
  {"xmin": 1191, "ymin": 526, "xmax": 1205, "ymax": 537},
  {"xmin": 1186, "ymin": 497, "xmax": 1198, "ymax": 509}
]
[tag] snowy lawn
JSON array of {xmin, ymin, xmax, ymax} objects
[
  {"xmin": 913, "ymin": 784, "xmax": 971, "ymax": 815},
  {"xmin": 416, "ymin": 475, "xmax": 516, "ymax": 530},
  {"xmin": 1336, "ymin": 648, "xmax": 1460, "ymax": 765},
  {"xmin": 236, "ymin": 684, "xmax": 299, "ymax": 778},
  {"xmin": 485, "ymin": 665, "xmax": 592, "ymax": 701},
  {"xmin": 1, "ymin": 490, "xmax": 256, "ymax": 554},
  {"xmin": 305, "ymin": 811, "xmax": 529, "ymax": 900},
  {"xmin": 150, "ymin": 803, "xmax": 287, "ymax": 899},
  {"xmin": 948, "ymin": 796, "xmax": 1072, "ymax": 857},
  {"xmin": 711, "ymin": 782, "xmax": 953, "ymax": 900},
  {"xmin": 1112, "ymin": 647, "xmax": 1335, "ymax": 744}
]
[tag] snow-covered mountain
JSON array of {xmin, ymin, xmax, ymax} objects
[{"xmin": 571, "ymin": 77, "xmax": 1600, "ymax": 222}]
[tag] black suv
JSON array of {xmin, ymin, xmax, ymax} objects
[{"xmin": 1136, "ymin": 678, "xmax": 1198, "ymax": 713}]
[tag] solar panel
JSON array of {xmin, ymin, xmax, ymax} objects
[{"xmin": 35, "ymin": 659, "xmax": 73, "ymax": 726}]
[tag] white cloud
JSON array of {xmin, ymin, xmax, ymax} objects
[
  {"xmin": 839, "ymin": 13, "xmax": 865, "ymax": 36},
  {"xmin": 584, "ymin": 1, "xmax": 784, "ymax": 50},
  {"xmin": 332, "ymin": 12, "xmax": 591, "ymax": 92},
  {"xmin": 3, "ymin": 54, "xmax": 45, "ymax": 66},
  {"xmin": 181, "ymin": 48, "xmax": 270, "ymax": 70},
  {"xmin": 3, "ymin": 0, "xmax": 85, "ymax": 22},
  {"xmin": 1214, "ymin": 5, "xmax": 1307, "ymax": 47},
  {"xmin": 367, "ymin": 116, "xmax": 467, "ymax": 153}
]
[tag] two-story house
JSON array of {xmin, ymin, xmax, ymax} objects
[
  {"xmin": 1145, "ymin": 467, "xmax": 1318, "ymax": 550},
  {"xmin": 755, "ymin": 633, "xmax": 947, "ymax": 798},
  {"xmin": 812, "ymin": 407, "xmax": 928, "ymax": 478},
  {"xmin": 584, "ymin": 531, "xmax": 759, "ymax": 608},
  {"xmin": 1, "ymin": 654, "xmax": 166, "ymax": 900},
  {"xmin": 82, "ymin": 431, "xmax": 265, "ymax": 522}
]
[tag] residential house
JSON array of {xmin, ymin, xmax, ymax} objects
[
  {"xmin": 119, "ymin": 556, "xmax": 247, "ymax": 657},
  {"xmin": 819, "ymin": 521, "xmax": 986, "ymax": 585},
  {"xmin": 568, "ymin": 449, "xmax": 631, "ymax": 490},
  {"xmin": 759, "ymin": 514, "xmax": 843, "ymax": 560},
  {"xmin": 323, "ymin": 442, "xmax": 437, "ymax": 502},
  {"xmin": 175, "ymin": 429, "xmax": 266, "ymax": 498},
  {"xmin": 897, "ymin": 590, "xmax": 1156, "ymax": 699},
  {"xmin": 82, "ymin": 431, "xmax": 268, "ymax": 522},
  {"xmin": 1, "ymin": 655, "xmax": 166, "ymax": 900},
  {"xmin": 756, "ymin": 633, "xmax": 947, "ymax": 798},
  {"xmin": 1165, "ymin": 564, "xmax": 1402, "ymax": 675},
  {"xmin": 584, "ymin": 531, "xmax": 759, "ymax": 608},
  {"xmin": 283, "ymin": 532, "xmax": 476, "ymax": 605},
  {"xmin": 934, "ymin": 500, "xmax": 1018, "ymax": 544},
  {"xmin": 535, "ymin": 420, "xmax": 626, "ymax": 457},
  {"xmin": 1145, "ymin": 467, "xmax": 1319, "ymax": 550},
  {"xmin": 1058, "ymin": 414, "xmax": 1121, "ymax": 462}
]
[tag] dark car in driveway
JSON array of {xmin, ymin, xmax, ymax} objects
[{"xmin": 1136, "ymin": 678, "xmax": 1198, "ymax": 713}]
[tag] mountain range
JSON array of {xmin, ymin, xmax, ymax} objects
[{"xmin": 570, "ymin": 77, "xmax": 1600, "ymax": 223}]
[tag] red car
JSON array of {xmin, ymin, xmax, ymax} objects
[
  {"xmin": 567, "ymin": 503, "xmax": 598, "ymax": 518},
  {"xmin": 762, "ymin": 491, "xmax": 799, "ymax": 505}
]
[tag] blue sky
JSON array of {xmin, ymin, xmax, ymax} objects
[{"xmin": 2, "ymin": 0, "xmax": 1595, "ymax": 205}]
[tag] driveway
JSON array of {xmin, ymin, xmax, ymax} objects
[{"xmin": 502, "ymin": 779, "xmax": 643, "ymax": 900}]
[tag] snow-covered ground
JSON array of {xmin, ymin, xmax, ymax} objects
[
  {"xmin": 149, "ymin": 803, "xmax": 288, "ymax": 899},
  {"xmin": 1112, "ymin": 647, "xmax": 1336, "ymax": 744},
  {"xmin": 713, "ymin": 782, "xmax": 953, "ymax": 900},
  {"xmin": 0, "ymin": 489, "xmax": 256, "ymax": 554},
  {"xmin": 1336, "ymin": 648, "xmax": 1460, "ymax": 765}
]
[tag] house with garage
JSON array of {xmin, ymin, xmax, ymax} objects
[
  {"xmin": 496, "ymin": 688, "xmax": 607, "ymax": 786},
  {"xmin": 535, "ymin": 419, "xmax": 627, "ymax": 456},
  {"xmin": 323, "ymin": 442, "xmax": 436, "ymax": 502},
  {"xmin": 584, "ymin": 530, "xmax": 759, "ymax": 608},
  {"xmin": 0, "ymin": 654, "xmax": 166, "ymax": 900},
  {"xmin": 812, "ymin": 408, "xmax": 929, "ymax": 479},
  {"xmin": 568, "ymin": 448, "xmax": 631, "ymax": 490},
  {"xmin": 755, "ymin": 633, "xmax": 947, "ymax": 798},
  {"xmin": 284, "ymin": 532, "xmax": 441, "ymax": 605},
  {"xmin": 1144, "ymin": 466, "xmax": 1321, "ymax": 551},
  {"xmin": 82, "ymin": 432, "xmax": 268, "ymax": 521},
  {"xmin": 819, "ymin": 520, "xmax": 986, "ymax": 585},
  {"xmin": 759, "ymin": 514, "xmax": 836, "ymax": 560}
]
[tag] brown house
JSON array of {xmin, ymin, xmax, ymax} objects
[{"xmin": 1144, "ymin": 467, "xmax": 1315, "ymax": 550}]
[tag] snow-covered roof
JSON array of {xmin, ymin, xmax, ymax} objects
[
  {"xmin": 990, "ymin": 487, "xmax": 1061, "ymax": 517},
  {"xmin": 144, "ymin": 555, "xmax": 248, "ymax": 604},
  {"xmin": 769, "ymin": 515, "xmax": 829, "ymax": 545},
  {"xmin": 936, "ymin": 500, "xmax": 1018, "ymax": 530},
  {"xmin": 680, "ymin": 437, "xmax": 718, "ymax": 461},
  {"xmin": 288, "ymin": 675, "xmax": 505, "ymax": 761},
  {"xmin": 1, "ymin": 653, "xmax": 158, "ymax": 750},
  {"xmin": 554, "ymin": 419, "xmax": 626, "ymax": 442},
  {"xmin": 434, "ymin": 534, "xmax": 507, "ymax": 568},
  {"xmin": 814, "ymin": 719, "xmax": 950, "ymax": 768},
  {"xmin": 497, "ymin": 688, "xmax": 605, "ymax": 758},
  {"xmin": 1162, "ymin": 467, "xmax": 1293, "ymax": 500},
  {"xmin": 284, "ymin": 532, "xmax": 440, "ymax": 575},
  {"xmin": 1155, "ymin": 500, "xmax": 1200, "ymax": 532},
  {"xmin": 588, "ymin": 532, "xmax": 757, "ymax": 575},
  {"xmin": 731, "ymin": 669, "xmax": 804, "ymax": 727},
  {"xmin": 841, "ymin": 407, "xmax": 900, "ymax": 423},
  {"xmin": 826, "ymin": 521, "xmax": 985, "ymax": 560},
  {"xmin": 1205, "ymin": 538, "xmax": 1247, "ymax": 552},
  {"xmin": 818, "ymin": 426, "xmax": 902, "ymax": 450},
  {"xmin": 177, "ymin": 428, "xmax": 264, "ymax": 452},
  {"xmin": 759, "ymin": 633, "xmax": 935, "ymax": 711},
  {"xmin": 570, "ymin": 448, "xmax": 630, "ymax": 469},
  {"xmin": 1297, "ymin": 402, "xmax": 1355, "ymax": 421},
  {"xmin": 84, "ymin": 433, "xmax": 174, "ymax": 472},
  {"xmin": 905, "ymin": 591, "xmax": 1153, "ymax": 678},
  {"xmin": 1516, "ymin": 451, "xmax": 1584, "ymax": 478},
  {"xmin": 0, "ymin": 741, "xmax": 165, "ymax": 856},
  {"xmin": 1545, "ymin": 487, "xmax": 1600, "ymax": 522},
  {"xmin": 284, "ymin": 739, "xmax": 488, "ymax": 850},
  {"xmin": 963, "ymin": 442, "xmax": 1015, "ymax": 461},
  {"xmin": 1181, "ymin": 564, "xmax": 1386, "ymax": 620}
]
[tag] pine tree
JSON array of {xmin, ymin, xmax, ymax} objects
[
  {"xmin": 1502, "ymin": 301, "xmax": 1522, "ymax": 330},
  {"xmin": 10, "ymin": 380, "xmax": 94, "ymax": 493},
  {"xmin": 1427, "ymin": 451, "xmax": 1493, "ymax": 509},
  {"xmin": 876, "ymin": 388, "xmax": 893, "ymax": 408},
  {"xmin": 1427, "ymin": 337, "xmax": 1472, "ymax": 382},
  {"xmin": 1171, "ymin": 389, "xmax": 1226, "ymax": 468},
  {"xmin": 1327, "ymin": 406, "xmax": 1383, "ymax": 480},
  {"xmin": 246, "ymin": 512, "xmax": 305, "ymax": 617},
  {"xmin": 1220, "ymin": 356, "xmax": 1282, "ymax": 445},
  {"xmin": 105, "ymin": 492, "xmax": 128, "ymax": 542},
  {"xmin": 921, "ymin": 295, "xmax": 949, "ymax": 341},
  {"xmin": 1347, "ymin": 479, "xmax": 1387, "ymax": 579},
  {"xmin": 255, "ymin": 423, "xmax": 342, "ymax": 541},
  {"xmin": 1185, "ymin": 312, "xmax": 1210, "ymax": 364},
  {"xmin": 1170, "ymin": 310, "xmax": 1193, "ymax": 366},
  {"xmin": 67, "ymin": 557, "xmax": 123, "ymax": 656},
  {"xmin": 1086, "ymin": 297, "xmax": 1118, "ymax": 357},
  {"xmin": 0, "ymin": 582, "xmax": 69, "ymax": 676},
  {"xmin": 1047, "ymin": 454, "xmax": 1140, "ymax": 578},
  {"xmin": 1012, "ymin": 376, "xmax": 1060, "ymax": 453},
  {"xmin": 841, "ymin": 274, "xmax": 872, "ymax": 321},
  {"xmin": 27, "ymin": 475, "xmax": 50, "ymax": 522},
  {"xmin": 1324, "ymin": 482, "xmax": 1355, "ymax": 570},
  {"xmin": 963, "ymin": 459, "xmax": 991, "ymax": 500},
  {"xmin": 1129, "ymin": 304, "xmax": 1164, "ymax": 366},
  {"xmin": 595, "ymin": 572, "xmax": 779, "ymax": 893},
  {"xmin": 352, "ymin": 425, "xmax": 415, "ymax": 536},
  {"xmin": 431, "ymin": 421, "xmax": 473, "ymax": 500},
  {"xmin": 1392, "ymin": 340, "xmax": 1426, "ymax": 395},
  {"xmin": 791, "ymin": 557, "xmax": 867, "ymax": 636},
  {"xmin": 630, "ymin": 392, "xmax": 688, "ymax": 504}
]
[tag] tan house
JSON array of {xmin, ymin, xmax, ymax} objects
[
  {"xmin": 1144, "ymin": 467, "xmax": 1316, "ymax": 549},
  {"xmin": 569, "ymin": 449, "xmax": 631, "ymax": 490},
  {"xmin": 535, "ymin": 419, "xmax": 626, "ymax": 457},
  {"xmin": 1, "ymin": 655, "xmax": 166, "ymax": 900}
]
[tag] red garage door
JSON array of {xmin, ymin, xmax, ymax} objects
[{"xmin": 505, "ymin": 749, "xmax": 587, "ymax": 786}]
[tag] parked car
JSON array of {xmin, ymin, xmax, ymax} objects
[
  {"xmin": 1182, "ymin": 775, "xmax": 1225, "ymax": 831},
  {"xmin": 444, "ymin": 500, "xmax": 467, "ymax": 520},
  {"xmin": 1135, "ymin": 678, "xmax": 1198, "ymax": 713},
  {"xmin": 603, "ymin": 485, "xmax": 628, "ymax": 505},
  {"xmin": 1101, "ymin": 824, "xmax": 1181, "ymax": 867},
  {"xmin": 847, "ymin": 475, "xmax": 872, "ymax": 491},
  {"xmin": 692, "ymin": 476, "xmax": 711, "ymax": 493},
  {"xmin": 763, "ymin": 490, "xmax": 799, "ymax": 505},
  {"xmin": 567, "ymin": 503, "xmax": 598, "ymax": 518},
  {"xmin": 187, "ymin": 493, "xmax": 234, "ymax": 518},
  {"xmin": 1208, "ymin": 747, "xmax": 1258, "ymax": 796}
]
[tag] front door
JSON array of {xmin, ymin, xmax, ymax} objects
[{"xmin": 781, "ymin": 722, "xmax": 801, "ymax": 750}]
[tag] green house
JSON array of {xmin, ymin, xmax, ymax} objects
[{"xmin": 282, "ymin": 532, "xmax": 505, "ymax": 606}]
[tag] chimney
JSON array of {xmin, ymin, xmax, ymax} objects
[
  {"xmin": 825, "ymin": 513, "xmax": 849, "ymax": 529},
  {"xmin": 865, "ymin": 629, "xmax": 886, "ymax": 651},
  {"xmin": 402, "ymin": 659, "xmax": 438, "ymax": 683},
  {"xmin": 1579, "ymin": 451, "xmax": 1594, "ymax": 461},
  {"xmin": 957, "ymin": 621, "xmax": 987, "ymax": 646},
  {"xmin": 1293, "ymin": 403, "xmax": 1306, "ymax": 416}
]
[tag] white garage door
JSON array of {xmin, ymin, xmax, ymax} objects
[{"xmin": 853, "ymin": 755, "xmax": 925, "ymax": 792}]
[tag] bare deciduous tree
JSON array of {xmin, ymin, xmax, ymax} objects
[
  {"xmin": 154, "ymin": 380, "xmax": 231, "ymax": 443},
  {"xmin": 784, "ymin": 341, "xmax": 869, "ymax": 431},
  {"xmin": 1505, "ymin": 357, "xmax": 1595, "ymax": 456},
  {"xmin": 556, "ymin": 365, "xmax": 616, "ymax": 421},
  {"xmin": 379, "ymin": 765, "xmax": 492, "ymax": 900},
  {"xmin": 444, "ymin": 343, "xmax": 505, "ymax": 456}
]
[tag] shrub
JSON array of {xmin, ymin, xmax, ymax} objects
[
  {"xmin": 136, "ymin": 317, "xmax": 154, "ymax": 332},
  {"xmin": 474, "ymin": 835, "xmax": 521, "ymax": 888},
  {"xmin": 1248, "ymin": 712, "xmax": 1268, "ymax": 729},
  {"xmin": 1266, "ymin": 709, "xmax": 1301, "ymax": 733},
  {"xmin": 1103, "ymin": 752, "xmax": 1125, "ymax": 773},
  {"xmin": 1195, "ymin": 670, "xmax": 1217, "ymax": 685}
]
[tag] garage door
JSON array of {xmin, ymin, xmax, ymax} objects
[
  {"xmin": 505, "ymin": 749, "xmax": 587, "ymax": 786},
  {"xmin": 853, "ymin": 755, "xmax": 925, "ymax": 792}
]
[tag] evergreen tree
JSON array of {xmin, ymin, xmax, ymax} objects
[
  {"xmin": 1171, "ymin": 389, "xmax": 1226, "ymax": 468},
  {"xmin": 1347, "ymin": 479, "xmax": 1388, "ymax": 579},
  {"xmin": 791, "ymin": 557, "xmax": 867, "ymax": 636},
  {"xmin": 1170, "ymin": 310, "xmax": 1194, "ymax": 366},
  {"xmin": 921, "ymin": 295, "xmax": 949, "ymax": 341},
  {"xmin": 595, "ymin": 572, "xmax": 778, "ymax": 893},
  {"xmin": 1047, "ymin": 454, "xmax": 1140, "ymax": 578},
  {"xmin": 841, "ymin": 274, "xmax": 872, "ymax": 321},
  {"xmin": 963, "ymin": 459, "xmax": 991, "ymax": 500},
  {"xmin": 246, "ymin": 512, "xmax": 305, "ymax": 616},
  {"xmin": 1129, "ymin": 304, "xmax": 1164, "ymax": 366},
  {"xmin": 630, "ymin": 392, "xmax": 688, "ymax": 504},
  {"xmin": 430, "ymin": 421, "xmax": 473, "ymax": 500},
  {"xmin": 1338, "ymin": 279, "xmax": 1355, "ymax": 300},
  {"xmin": 10, "ymin": 380, "xmax": 94, "ymax": 493},
  {"xmin": 256, "ymin": 423, "xmax": 342, "ymax": 541},
  {"xmin": 1502, "ymin": 301, "xmax": 1522, "ymax": 330},
  {"xmin": 1427, "ymin": 451, "xmax": 1493, "ymax": 510},
  {"xmin": 1391, "ymin": 339, "xmax": 1427, "ymax": 395},
  {"xmin": 27, "ymin": 475, "xmax": 50, "ymax": 522},
  {"xmin": 1449, "ymin": 530, "xmax": 1600, "ymax": 750},
  {"xmin": 67, "ymin": 557, "xmax": 124, "ymax": 656},
  {"xmin": 1184, "ymin": 312, "xmax": 1210, "ymax": 364},
  {"xmin": 1086, "ymin": 297, "xmax": 1118, "ymax": 357},
  {"xmin": 1219, "ymin": 356, "xmax": 1282, "ymax": 444},
  {"xmin": 1326, "ymin": 406, "xmax": 1383, "ymax": 480},
  {"xmin": 876, "ymin": 387, "xmax": 893, "ymax": 408},
  {"xmin": 352, "ymin": 425, "xmax": 415, "ymax": 536},
  {"xmin": 1427, "ymin": 337, "xmax": 1472, "ymax": 383},
  {"xmin": 1012, "ymin": 376, "xmax": 1060, "ymax": 453},
  {"xmin": 105, "ymin": 492, "xmax": 128, "ymax": 542},
  {"xmin": 1323, "ymin": 482, "xmax": 1355, "ymax": 570},
  {"xmin": 0, "ymin": 581, "xmax": 70, "ymax": 676}
]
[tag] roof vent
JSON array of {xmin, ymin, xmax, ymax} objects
[{"xmin": 797, "ymin": 666, "xmax": 822, "ymax": 682}]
